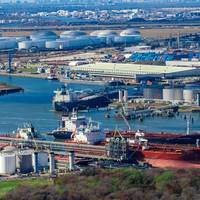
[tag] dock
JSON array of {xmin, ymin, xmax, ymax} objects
[
  {"xmin": 0, "ymin": 136, "xmax": 110, "ymax": 160},
  {"xmin": 0, "ymin": 82, "xmax": 23, "ymax": 96}
]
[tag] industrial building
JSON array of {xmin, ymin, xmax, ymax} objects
[
  {"xmin": 68, "ymin": 62, "xmax": 200, "ymax": 79},
  {"xmin": 0, "ymin": 29, "xmax": 142, "ymax": 51}
]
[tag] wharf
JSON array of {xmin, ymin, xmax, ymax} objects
[
  {"xmin": 59, "ymin": 78, "xmax": 105, "ymax": 85},
  {"xmin": 0, "ymin": 72, "xmax": 48, "ymax": 79},
  {"xmin": 0, "ymin": 82, "xmax": 23, "ymax": 95},
  {"xmin": 0, "ymin": 136, "xmax": 110, "ymax": 160}
]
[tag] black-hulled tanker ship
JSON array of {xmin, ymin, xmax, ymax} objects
[{"xmin": 53, "ymin": 85, "xmax": 119, "ymax": 112}]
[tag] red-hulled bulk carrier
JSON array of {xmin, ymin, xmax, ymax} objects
[
  {"xmin": 106, "ymin": 130, "xmax": 200, "ymax": 145},
  {"xmin": 131, "ymin": 143, "xmax": 200, "ymax": 162}
]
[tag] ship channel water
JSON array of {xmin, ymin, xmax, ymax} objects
[{"xmin": 0, "ymin": 75, "xmax": 200, "ymax": 137}]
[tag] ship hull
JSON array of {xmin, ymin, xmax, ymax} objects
[
  {"xmin": 107, "ymin": 131, "xmax": 200, "ymax": 145},
  {"xmin": 135, "ymin": 148, "xmax": 200, "ymax": 162},
  {"xmin": 54, "ymin": 91, "xmax": 118, "ymax": 112},
  {"xmin": 52, "ymin": 130, "xmax": 72, "ymax": 140}
]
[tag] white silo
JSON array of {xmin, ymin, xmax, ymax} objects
[
  {"xmin": 173, "ymin": 88, "xmax": 183, "ymax": 101},
  {"xmin": 2, "ymin": 146, "xmax": 17, "ymax": 153},
  {"xmin": 90, "ymin": 30, "xmax": 117, "ymax": 45},
  {"xmin": 60, "ymin": 31, "xmax": 86, "ymax": 39},
  {"xmin": 183, "ymin": 89, "xmax": 194, "ymax": 103},
  {"xmin": 163, "ymin": 88, "xmax": 174, "ymax": 101},
  {"xmin": 163, "ymin": 87, "xmax": 183, "ymax": 102},
  {"xmin": 0, "ymin": 153, "xmax": 16, "ymax": 175},
  {"xmin": 18, "ymin": 41, "xmax": 33, "ymax": 50},
  {"xmin": 32, "ymin": 40, "xmax": 46, "ymax": 50},
  {"xmin": 30, "ymin": 31, "xmax": 58, "ymax": 41},
  {"xmin": 119, "ymin": 29, "xmax": 141, "ymax": 44},
  {"xmin": 46, "ymin": 40, "xmax": 61, "ymax": 49}
]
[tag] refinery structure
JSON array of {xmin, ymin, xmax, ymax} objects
[{"xmin": 0, "ymin": 29, "xmax": 141, "ymax": 51}]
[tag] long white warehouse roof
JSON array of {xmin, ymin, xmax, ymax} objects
[{"xmin": 70, "ymin": 62, "xmax": 195, "ymax": 75}]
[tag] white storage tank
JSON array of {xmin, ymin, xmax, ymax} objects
[
  {"xmin": 60, "ymin": 31, "xmax": 86, "ymax": 38},
  {"xmin": 163, "ymin": 87, "xmax": 183, "ymax": 102},
  {"xmin": 18, "ymin": 41, "xmax": 33, "ymax": 50},
  {"xmin": 2, "ymin": 146, "xmax": 17, "ymax": 153},
  {"xmin": 30, "ymin": 31, "xmax": 58, "ymax": 41},
  {"xmin": 17, "ymin": 150, "xmax": 33, "ymax": 174},
  {"xmin": 173, "ymin": 88, "xmax": 183, "ymax": 101},
  {"xmin": 163, "ymin": 88, "xmax": 173, "ymax": 101},
  {"xmin": 32, "ymin": 40, "xmax": 46, "ymax": 50},
  {"xmin": 183, "ymin": 89, "xmax": 195, "ymax": 103},
  {"xmin": 0, "ymin": 38, "xmax": 17, "ymax": 50},
  {"xmin": 0, "ymin": 153, "xmax": 16, "ymax": 175},
  {"xmin": 45, "ymin": 40, "xmax": 60, "ymax": 49}
]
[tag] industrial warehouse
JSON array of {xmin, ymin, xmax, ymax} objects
[
  {"xmin": 68, "ymin": 62, "xmax": 200, "ymax": 79},
  {"xmin": 0, "ymin": 29, "xmax": 141, "ymax": 51}
]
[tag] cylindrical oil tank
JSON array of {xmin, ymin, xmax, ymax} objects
[
  {"xmin": 17, "ymin": 150, "xmax": 33, "ymax": 174},
  {"xmin": 60, "ymin": 31, "xmax": 86, "ymax": 39},
  {"xmin": 2, "ymin": 146, "xmax": 17, "ymax": 153},
  {"xmin": 30, "ymin": 31, "xmax": 58, "ymax": 41},
  {"xmin": 163, "ymin": 87, "xmax": 183, "ymax": 101},
  {"xmin": 36, "ymin": 151, "xmax": 49, "ymax": 170},
  {"xmin": 31, "ymin": 40, "xmax": 46, "ymax": 50},
  {"xmin": 15, "ymin": 36, "xmax": 28, "ymax": 42},
  {"xmin": 173, "ymin": 88, "xmax": 183, "ymax": 101},
  {"xmin": 18, "ymin": 41, "xmax": 33, "ymax": 50},
  {"xmin": 0, "ymin": 153, "xmax": 16, "ymax": 175},
  {"xmin": 183, "ymin": 89, "xmax": 195, "ymax": 103},
  {"xmin": 143, "ymin": 86, "xmax": 163, "ymax": 100},
  {"xmin": 45, "ymin": 40, "xmax": 60, "ymax": 49},
  {"xmin": 0, "ymin": 38, "xmax": 17, "ymax": 50}
]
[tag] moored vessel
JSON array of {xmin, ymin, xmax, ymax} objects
[
  {"xmin": 50, "ymin": 112, "xmax": 88, "ymax": 140},
  {"xmin": 73, "ymin": 120, "xmax": 106, "ymax": 144},
  {"xmin": 53, "ymin": 85, "xmax": 118, "ymax": 112}
]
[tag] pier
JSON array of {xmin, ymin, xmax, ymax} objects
[
  {"xmin": 0, "ymin": 82, "xmax": 23, "ymax": 96},
  {"xmin": 0, "ymin": 136, "xmax": 110, "ymax": 160}
]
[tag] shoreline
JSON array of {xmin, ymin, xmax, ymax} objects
[
  {"xmin": 0, "ymin": 72, "xmax": 106, "ymax": 85},
  {"xmin": 0, "ymin": 72, "xmax": 48, "ymax": 79}
]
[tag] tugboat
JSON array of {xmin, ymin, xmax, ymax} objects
[
  {"xmin": 50, "ymin": 111, "xmax": 88, "ymax": 140},
  {"xmin": 73, "ymin": 120, "xmax": 106, "ymax": 144}
]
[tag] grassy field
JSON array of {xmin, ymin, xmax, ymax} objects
[{"xmin": 0, "ymin": 178, "xmax": 52, "ymax": 198}]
